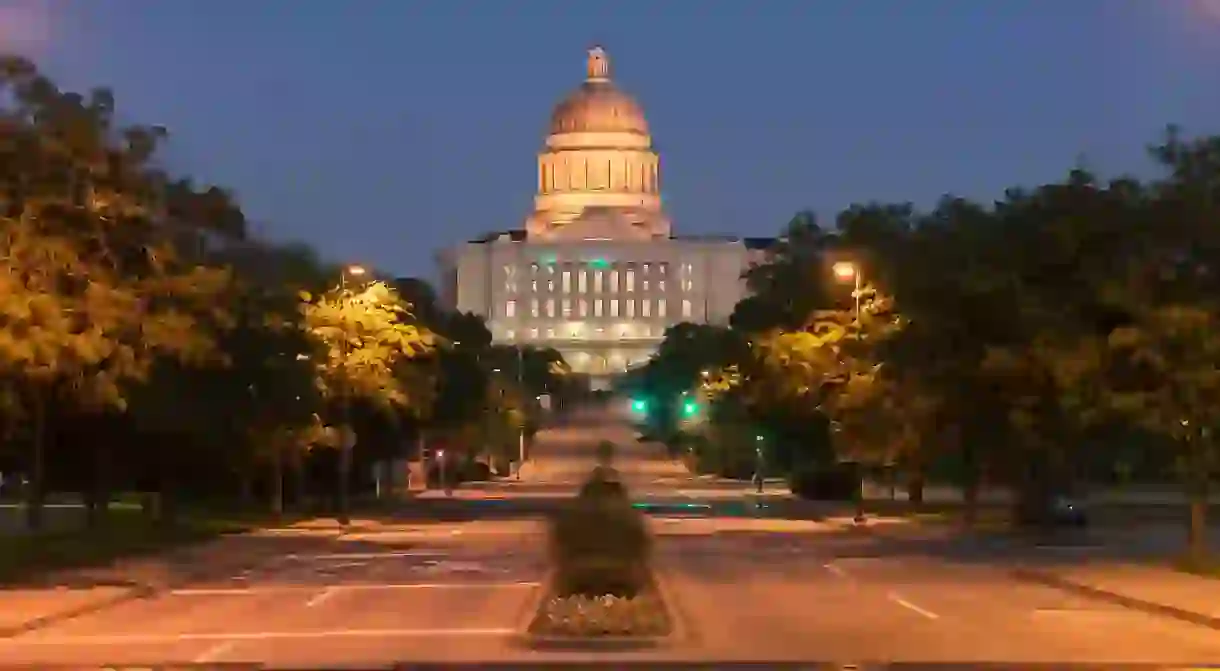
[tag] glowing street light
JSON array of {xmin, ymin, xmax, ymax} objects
[
  {"xmin": 832, "ymin": 261, "xmax": 863, "ymax": 323},
  {"xmin": 346, "ymin": 264, "xmax": 367, "ymax": 277}
]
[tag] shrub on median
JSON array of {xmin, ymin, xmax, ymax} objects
[{"xmin": 549, "ymin": 468, "xmax": 651, "ymax": 598}]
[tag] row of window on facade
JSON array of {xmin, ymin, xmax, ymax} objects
[
  {"xmin": 503, "ymin": 324, "xmax": 664, "ymax": 341},
  {"xmin": 504, "ymin": 297, "xmax": 693, "ymax": 320},
  {"xmin": 504, "ymin": 263, "xmax": 696, "ymax": 294}
]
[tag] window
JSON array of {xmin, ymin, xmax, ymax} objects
[
  {"xmin": 659, "ymin": 263, "xmax": 668, "ymax": 275},
  {"xmin": 643, "ymin": 263, "xmax": 650, "ymax": 275},
  {"xmin": 610, "ymin": 270, "xmax": 619, "ymax": 293},
  {"xmin": 578, "ymin": 271, "xmax": 587, "ymax": 293},
  {"xmin": 683, "ymin": 278, "xmax": 693, "ymax": 291},
  {"xmin": 531, "ymin": 279, "xmax": 538, "ymax": 292},
  {"xmin": 546, "ymin": 299, "xmax": 555, "ymax": 318},
  {"xmin": 626, "ymin": 270, "xmax": 635, "ymax": 292},
  {"xmin": 594, "ymin": 299, "xmax": 603, "ymax": 317},
  {"xmin": 530, "ymin": 299, "xmax": 539, "ymax": 317},
  {"xmin": 642, "ymin": 300, "xmax": 651, "ymax": 318},
  {"xmin": 547, "ymin": 279, "xmax": 555, "ymax": 292},
  {"xmin": 642, "ymin": 279, "xmax": 650, "ymax": 291},
  {"xmin": 578, "ymin": 299, "xmax": 588, "ymax": 317},
  {"xmin": 562, "ymin": 271, "xmax": 571, "ymax": 293},
  {"xmin": 610, "ymin": 299, "xmax": 620, "ymax": 317},
  {"xmin": 505, "ymin": 300, "xmax": 516, "ymax": 318},
  {"xmin": 593, "ymin": 270, "xmax": 603, "ymax": 292},
  {"xmin": 627, "ymin": 300, "xmax": 636, "ymax": 318},
  {"xmin": 658, "ymin": 300, "xmax": 667, "ymax": 318},
  {"xmin": 682, "ymin": 300, "xmax": 692, "ymax": 318},
  {"xmin": 562, "ymin": 299, "xmax": 571, "ymax": 317},
  {"xmin": 658, "ymin": 279, "xmax": 666, "ymax": 291},
  {"xmin": 505, "ymin": 329, "xmax": 515, "ymax": 340},
  {"xmin": 547, "ymin": 327, "xmax": 555, "ymax": 338},
  {"xmin": 504, "ymin": 265, "xmax": 516, "ymax": 292},
  {"xmin": 530, "ymin": 263, "xmax": 539, "ymax": 274},
  {"xmin": 530, "ymin": 328, "xmax": 539, "ymax": 339}
]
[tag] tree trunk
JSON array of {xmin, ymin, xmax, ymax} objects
[
  {"xmin": 270, "ymin": 446, "xmax": 284, "ymax": 517},
  {"xmin": 337, "ymin": 445, "xmax": 351, "ymax": 525},
  {"xmin": 960, "ymin": 443, "xmax": 981, "ymax": 529},
  {"xmin": 1185, "ymin": 462, "xmax": 1209, "ymax": 563},
  {"xmin": 84, "ymin": 442, "xmax": 110, "ymax": 529},
  {"xmin": 238, "ymin": 467, "xmax": 254, "ymax": 509},
  {"xmin": 907, "ymin": 460, "xmax": 926, "ymax": 506},
  {"xmin": 24, "ymin": 386, "xmax": 47, "ymax": 533},
  {"xmin": 291, "ymin": 453, "xmax": 307, "ymax": 512}
]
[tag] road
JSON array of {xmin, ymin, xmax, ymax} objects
[{"xmin": 0, "ymin": 404, "xmax": 1218, "ymax": 668}]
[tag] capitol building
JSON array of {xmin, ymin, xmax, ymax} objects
[{"xmin": 437, "ymin": 46, "xmax": 769, "ymax": 382}]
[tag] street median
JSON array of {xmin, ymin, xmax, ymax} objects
[{"xmin": 516, "ymin": 446, "xmax": 686, "ymax": 651}]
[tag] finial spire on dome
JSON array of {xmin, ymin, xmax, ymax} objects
[{"xmin": 586, "ymin": 45, "xmax": 610, "ymax": 82}]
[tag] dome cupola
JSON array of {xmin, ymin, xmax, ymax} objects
[{"xmin": 548, "ymin": 46, "xmax": 649, "ymax": 136}]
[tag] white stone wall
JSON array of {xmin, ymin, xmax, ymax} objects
[{"xmin": 439, "ymin": 237, "xmax": 756, "ymax": 375}]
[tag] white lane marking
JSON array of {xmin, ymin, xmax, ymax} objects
[
  {"xmin": 171, "ymin": 581, "xmax": 541, "ymax": 596},
  {"xmin": 304, "ymin": 587, "xmax": 337, "ymax": 607},
  {"xmin": 289, "ymin": 551, "xmax": 447, "ymax": 561},
  {"xmin": 193, "ymin": 640, "xmax": 236, "ymax": 663},
  {"xmin": 5, "ymin": 628, "xmax": 518, "ymax": 646},
  {"xmin": 824, "ymin": 562, "xmax": 849, "ymax": 579},
  {"xmin": 888, "ymin": 592, "xmax": 939, "ymax": 620}
]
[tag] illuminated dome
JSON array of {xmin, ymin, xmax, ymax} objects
[
  {"xmin": 526, "ymin": 46, "xmax": 669, "ymax": 241},
  {"xmin": 548, "ymin": 46, "xmax": 649, "ymax": 136}
]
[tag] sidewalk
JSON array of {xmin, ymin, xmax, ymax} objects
[{"xmin": 1013, "ymin": 561, "xmax": 1220, "ymax": 629}]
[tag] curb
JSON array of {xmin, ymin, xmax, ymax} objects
[
  {"xmin": 513, "ymin": 567, "xmax": 688, "ymax": 651},
  {"xmin": 1010, "ymin": 568, "xmax": 1220, "ymax": 630},
  {"xmin": 0, "ymin": 583, "xmax": 155, "ymax": 638},
  {"xmin": 0, "ymin": 529, "xmax": 288, "ymax": 639}
]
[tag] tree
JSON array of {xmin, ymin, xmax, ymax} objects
[
  {"xmin": 300, "ymin": 280, "xmax": 435, "ymax": 522},
  {"xmin": 0, "ymin": 56, "xmax": 232, "ymax": 529}
]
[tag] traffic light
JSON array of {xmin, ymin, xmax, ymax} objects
[
  {"xmin": 631, "ymin": 399, "xmax": 648, "ymax": 413},
  {"xmin": 682, "ymin": 401, "xmax": 698, "ymax": 417}
]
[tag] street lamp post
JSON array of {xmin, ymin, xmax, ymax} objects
[
  {"xmin": 832, "ymin": 261, "xmax": 862, "ymax": 324},
  {"xmin": 753, "ymin": 434, "xmax": 765, "ymax": 494},
  {"xmin": 832, "ymin": 261, "xmax": 867, "ymax": 525},
  {"xmin": 516, "ymin": 346, "xmax": 527, "ymax": 480},
  {"xmin": 336, "ymin": 264, "xmax": 366, "ymax": 526}
]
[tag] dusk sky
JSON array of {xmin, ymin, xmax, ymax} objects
[{"xmin": 8, "ymin": 1, "xmax": 1220, "ymax": 279}]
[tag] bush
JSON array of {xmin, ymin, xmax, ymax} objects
[
  {"xmin": 595, "ymin": 440, "xmax": 616, "ymax": 465},
  {"xmin": 789, "ymin": 464, "xmax": 861, "ymax": 501},
  {"xmin": 462, "ymin": 460, "xmax": 493, "ymax": 482},
  {"xmin": 550, "ymin": 470, "xmax": 651, "ymax": 598},
  {"xmin": 579, "ymin": 466, "xmax": 627, "ymax": 501}
]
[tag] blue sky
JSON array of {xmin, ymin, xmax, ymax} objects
[{"xmin": 9, "ymin": 0, "xmax": 1220, "ymax": 278}]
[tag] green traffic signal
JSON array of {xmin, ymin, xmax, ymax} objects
[
  {"xmin": 682, "ymin": 401, "xmax": 698, "ymax": 416},
  {"xmin": 631, "ymin": 399, "xmax": 647, "ymax": 413}
]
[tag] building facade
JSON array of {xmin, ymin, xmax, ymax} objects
[{"xmin": 438, "ymin": 47, "xmax": 769, "ymax": 382}]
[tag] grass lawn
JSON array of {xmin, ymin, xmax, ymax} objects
[
  {"xmin": 1172, "ymin": 553, "xmax": 1220, "ymax": 579},
  {"xmin": 0, "ymin": 505, "xmax": 298, "ymax": 585}
]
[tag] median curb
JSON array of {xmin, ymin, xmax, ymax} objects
[
  {"xmin": 1010, "ymin": 567, "xmax": 1220, "ymax": 630},
  {"xmin": 512, "ymin": 567, "xmax": 690, "ymax": 651},
  {"xmin": 0, "ymin": 583, "xmax": 154, "ymax": 638}
]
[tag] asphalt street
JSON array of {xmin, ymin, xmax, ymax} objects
[{"xmin": 0, "ymin": 403, "xmax": 1217, "ymax": 668}]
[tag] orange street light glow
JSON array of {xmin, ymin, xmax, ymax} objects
[
  {"xmin": 832, "ymin": 262, "xmax": 856, "ymax": 280},
  {"xmin": 346, "ymin": 265, "xmax": 367, "ymax": 276}
]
